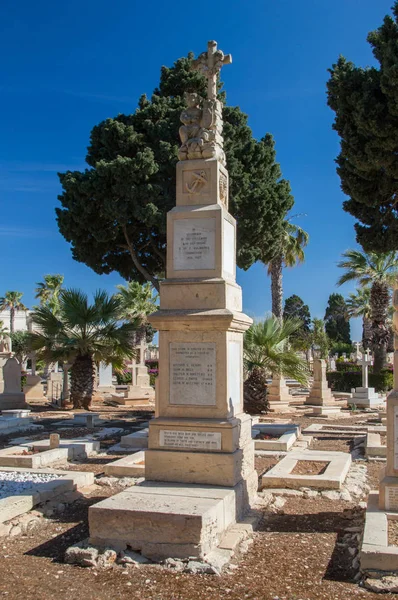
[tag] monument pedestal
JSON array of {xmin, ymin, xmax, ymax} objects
[
  {"xmin": 89, "ymin": 481, "xmax": 240, "ymax": 560},
  {"xmin": 351, "ymin": 387, "xmax": 384, "ymax": 409},
  {"xmin": 89, "ymin": 41, "xmax": 257, "ymax": 562},
  {"xmin": 0, "ymin": 393, "xmax": 27, "ymax": 410},
  {"xmin": 304, "ymin": 359, "xmax": 341, "ymax": 417},
  {"xmin": 361, "ymin": 291, "xmax": 398, "ymax": 575},
  {"xmin": 267, "ymin": 376, "xmax": 291, "ymax": 413}
]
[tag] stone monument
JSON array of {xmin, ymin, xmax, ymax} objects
[
  {"xmin": 267, "ymin": 374, "xmax": 291, "ymax": 412},
  {"xmin": 304, "ymin": 358, "xmax": 341, "ymax": 416},
  {"xmin": 379, "ymin": 285, "xmax": 398, "ymax": 510},
  {"xmin": 97, "ymin": 362, "xmax": 115, "ymax": 394},
  {"xmin": 47, "ymin": 372, "xmax": 63, "ymax": 405},
  {"xmin": 112, "ymin": 339, "xmax": 155, "ymax": 404},
  {"xmin": 89, "ymin": 41, "xmax": 257, "ymax": 561},
  {"xmin": 0, "ymin": 357, "xmax": 27, "ymax": 409},
  {"xmin": 361, "ymin": 284, "xmax": 398, "ymax": 574},
  {"xmin": 350, "ymin": 351, "xmax": 384, "ymax": 408}
]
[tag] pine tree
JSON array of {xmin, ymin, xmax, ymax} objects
[
  {"xmin": 324, "ymin": 293, "xmax": 351, "ymax": 345},
  {"xmin": 56, "ymin": 56, "xmax": 293, "ymax": 289},
  {"xmin": 327, "ymin": 2, "xmax": 398, "ymax": 252},
  {"xmin": 283, "ymin": 295, "xmax": 311, "ymax": 337}
]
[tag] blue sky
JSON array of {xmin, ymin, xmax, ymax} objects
[{"xmin": 0, "ymin": 0, "xmax": 392, "ymax": 339}]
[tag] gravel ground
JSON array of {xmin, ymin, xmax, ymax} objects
[
  {"xmin": 291, "ymin": 460, "xmax": 329, "ymax": 475},
  {"xmin": 388, "ymin": 519, "xmax": 398, "ymax": 546},
  {"xmin": 0, "ymin": 471, "xmax": 62, "ymax": 499},
  {"xmin": 0, "ymin": 405, "xmax": 386, "ymax": 599}
]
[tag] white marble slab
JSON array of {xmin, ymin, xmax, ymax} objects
[
  {"xmin": 173, "ymin": 218, "xmax": 216, "ymax": 271},
  {"xmin": 169, "ymin": 342, "xmax": 216, "ymax": 405}
]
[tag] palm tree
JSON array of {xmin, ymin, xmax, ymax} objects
[
  {"xmin": 244, "ymin": 316, "xmax": 310, "ymax": 383},
  {"xmin": 337, "ymin": 250, "xmax": 398, "ymax": 373},
  {"xmin": 30, "ymin": 289, "xmax": 136, "ymax": 409},
  {"xmin": 115, "ymin": 281, "xmax": 158, "ymax": 343},
  {"xmin": 0, "ymin": 291, "xmax": 27, "ymax": 334},
  {"xmin": 35, "ymin": 274, "xmax": 64, "ymax": 315},
  {"xmin": 266, "ymin": 218, "xmax": 309, "ymax": 319},
  {"xmin": 346, "ymin": 287, "xmax": 372, "ymax": 350},
  {"xmin": 243, "ymin": 315, "xmax": 309, "ymax": 414}
]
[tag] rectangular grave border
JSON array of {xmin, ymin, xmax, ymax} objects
[
  {"xmin": 0, "ymin": 446, "xmax": 69, "ymax": 468},
  {"xmin": 252, "ymin": 424, "xmax": 300, "ymax": 452},
  {"xmin": 365, "ymin": 433, "xmax": 387, "ymax": 460},
  {"xmin": 261, "ymin": 450, "xmax": 352, "ymax": 490},
  {"xmin": 361, "ymin": 491, "xmax": 398, "ymax": 572},
  {"xmin": 104, "ymin": 450, "xmax": 146, "ymax": 477},
  {"xmin": 0, "ymin": 466, "xmax": 94, "ymax": 524}
]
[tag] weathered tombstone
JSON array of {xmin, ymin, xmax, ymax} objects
[
  {"xmin": 97, "ymin": 362, "xmax": 115, "ymax": 394},
  {"xmin": 350, "ymin": 350, "xmax": 383, "ymax": 408},
  {"xmin": 89, "ymin": 41, "xmax": 257, "ymax": 561},
  {"xmin": 0, "ymin": 358, "xmax": 26, "ymax": 409},
  {"xmin": 267, "ymin": 374, "xmax": 291, "ymax": 413},
  {"xmin": 23, "ymin": 375, "xmax": 45, "ymax": 401},
  {"xmin": 304, "ymin": 358, "xmax": 341, "ymax": 416},
  {"xmin": 47, "ymin": 372, "xmax": 63, "ymax": 405},
  {"xmin": 50, "ymin": 433, "xmax": 60, "ymax": 449}
]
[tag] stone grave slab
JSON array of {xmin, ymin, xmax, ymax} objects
[
  {"xmin": 53, "ymin": 412, "xmax": 104, "ymax": 428},
  {"xmin": 0, "ymin": 446, "xmax": 68, "ymax": 468},
  {"xmin": 120, "ymin": 428, "xmax": 148, "ymax": 449},
  {"xmin": 1, "ymin": 410, "xmax": 31, "ymax": 419},
  {"xmin": 252, "ymin": 424, "xmax": 300, "ymax": 451},
  {"xmin": 89, "ymin": 481, "xmax": 237, "ymax": 560},
  {"xmin": 20, "ymin": 438, "xmax": 100, "ymax": 459},
  {"xmin": 366, "ymin": 433, "xmax": 387, "ymax": 459},
  {"xmin": 302, "ymin": 423, "xmax": 385, "ymax": 437},
  {"xmin": 261, "ymin": 450, "xmax": 351, "ymax": 490},
  {"xmin": 104, "ymin": 450, "xmax": 145, "ymax": 477},
  {"xmin": 361, "ymin": 491, "xmax": 398, "ymax": 572},
  {"xmin": 0, "ymin": 466, "xmax": 94, "ymax": 523}
]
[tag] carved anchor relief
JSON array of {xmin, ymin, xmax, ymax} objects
[{"xmin": 186, "ymin": 170, "xmax": 208, "ymax": 195}]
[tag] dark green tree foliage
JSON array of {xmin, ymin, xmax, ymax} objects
[
  {"xmin": 327, "ymin": 2, "xmax": 398, "ymax": 252},
  {"xmin": 57, "ymin": 57, "xmax": 293, "ymax": 289},
  {"xmin": 283, "ymin": 295, "xmax": 311, "ymax": 336},
  {"xmin": 324, "ymin": 293, "xmax": 351, "ymax": 344}
]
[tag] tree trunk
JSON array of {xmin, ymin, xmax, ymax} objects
[
  {"xmin": 270, "ymin": 255, "xmax": 283, "ymax": 319},
  {"xmin": 370, "ymin": 281, "xmax": 390, "ymax": 374},
  {"xmin": 362, "ymin": 317, "xmax": 372, "ymax": 351},
  {"xmin": 70, "ymin": 354, "xmax": 95, "ymax": 410},
  {"xmin": 244, "ymin": 367, "xmax": 269, "ymax": 415},
  {"xmin": 10, "ymin": 307, "xmax": 14, "ymax": 334}
]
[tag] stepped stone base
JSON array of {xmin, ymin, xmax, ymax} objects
[
  {"xmin": 89, "ymin": 479, "xmax": 256, "ymax": 560},
  {"xmin": 351, "ymin": 387, "xmax": 384, "ymax": 409},
  {"xmin": 307, "ymin": 404, "xmax": 342, "ymax": 417},
  {"xmin": 0, "ymin": 393, "xmax": 27, "ymax": 410},
  {"xmin": 267, "ymin": 400, "xmax": 290, "ymax": 413}
]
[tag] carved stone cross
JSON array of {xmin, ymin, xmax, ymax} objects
[
  {"xmin": 192, "ymin": 40, "xmax": 232, "ymax": 101},
  {"xmin": 361, "ymin": 350, "xmax": 372, "ymax": 388}
]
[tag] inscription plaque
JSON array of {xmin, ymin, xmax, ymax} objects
[
  {"xmin": 169, "ymin": 342, "xmax": 216, "ymax": 405},
  {"xmin": 173, "ymin": 218, "xmax": 216, "ymax": 271},
  {"xmin": 159, "ymin": 430, "xmax": 222, "ymax": 450},
  {"xmin": 385, "ymin": 486, "xmax": 398, "ymax": 511}
]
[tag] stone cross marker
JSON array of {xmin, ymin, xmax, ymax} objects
[
  {"xmin": 192, "ymin": 40, "xmax": 232, "ymax": 100},
  {"xmin": 361, "ymin": 351, "xmax": 372, "ymax": 389}
]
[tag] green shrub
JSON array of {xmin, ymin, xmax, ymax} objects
[
  {"xmin": 327, "ymin": 370, "xmax": 393, "ymax": 393},
  {"xmin": 116, "ymin": 371, "xmax": 132, "ymax": 385}
]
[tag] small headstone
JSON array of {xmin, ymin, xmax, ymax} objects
[
  {"xmin": 3, "ymin": 358, "xmax": 21, "ymax": 394},
  {"xmin": 50, "ymin": 433, "xmax": 60, "ymax": 449}
]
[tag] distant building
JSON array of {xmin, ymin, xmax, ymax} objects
[{"xmin": 0, "ymin": 309, "xmax": 37, "ymax": 332}]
